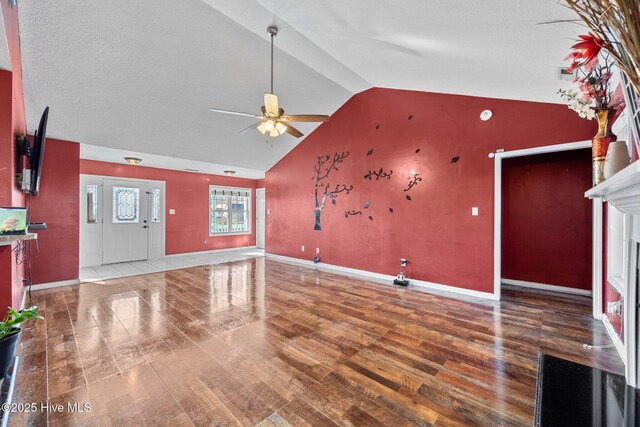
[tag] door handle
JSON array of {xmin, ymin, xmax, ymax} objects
[{"xmin": 142, "ymin": 225, "xmax": 148, "ymax": 229}]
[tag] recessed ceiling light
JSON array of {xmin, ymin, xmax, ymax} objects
[
  {"xmin": 224, "ymin": 170, "xmax": 236, "ymax": 176},
  {"xmin": 124, "ymin": 157, "xmax": 142, "ymax": 165}
]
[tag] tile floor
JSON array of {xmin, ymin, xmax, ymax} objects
[{"xmin": 79, "ymin": 247, "xmax": 265, "ymax": 282}]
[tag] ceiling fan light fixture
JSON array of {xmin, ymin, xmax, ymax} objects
[
  {"xmin": 124, "ymin": 157, "xmax": 142, "ymax": 165},
  {"xmin": 264, "ymin": 119, "xmax": 276, "ymax": 132},
  {"xmin": 275, "ymin": 122, "xmax": 287, "ymax": 134},
  {"xmin": 257, "ymin": 123, "xmax": 267, "ymax": 135}
]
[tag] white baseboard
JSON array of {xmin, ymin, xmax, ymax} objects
[
  {"xmin": 501, "ymin": 278, "xmax": 592, "ymax": 296},
  {"xmin": 266, "ymin": 253, "xmax": 497, "ymax": 301},
  {"xmin": 31, "ymin": 279, "xmax": 80, "ymax": 291},
  {"xmin": 602, "ymin": 314, "xmax": 626, "ymax": 364}
]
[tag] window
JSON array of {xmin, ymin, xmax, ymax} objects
[
  {"xmin": 87, "ymin": 184, "xmax": 98, "ymax": 224},
  {"xmin": 209, "ymin": 187, "xmax": 251, "ymax": 235},
  {"xmin": 151, "ymin": 188, "xmax": 161, "ymax": 223},
  {"xmin": 112, "ymin": 186, "xmax": 140, "ymax": 223}
]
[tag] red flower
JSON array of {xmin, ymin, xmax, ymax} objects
[{"xmin": 571, "ymin": 34, "xmax": 603, "ymax": 65}]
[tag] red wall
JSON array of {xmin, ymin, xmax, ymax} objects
[
  {"xmin": 29, "ymin": 138, "xmax": 79, "ymax": 285},
  {"xmin": 266, "ymin": 88, "xmax": 595, "ymax": 294},
  {"xmin": 0, "ymin": 1, "xmax": 27, "ymax": 310},
  {"xmin": 502, "ymin": 149, "xmax": 592, "ymax": 290},
  {"xmin": 80, "ymin": 160, "xmax": 259, "ymax": 256}
]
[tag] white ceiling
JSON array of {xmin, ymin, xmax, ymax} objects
[
  {"xmin": 18, "ymin": 0, "xmax": 583, "ymax": 173},
  {"xmin": 81, "ymin": 144, "xmax": 265, "ymax": 179}
]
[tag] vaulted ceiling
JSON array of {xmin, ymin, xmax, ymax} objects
[{"xmin": 18, "ymin": 0, "xmax": 582, "ymax": 175}]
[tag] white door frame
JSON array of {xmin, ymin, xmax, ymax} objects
[
  {"xmin": 256, "ymin": 188, "xmax": 265, "ymax": 249},
  {"xmin": 492, "ymin": 140, "xmax": 593, "ymax": 304},
  {"xmin": 79, "ymin": 174, "xmax": 166, "ymax": 268}
]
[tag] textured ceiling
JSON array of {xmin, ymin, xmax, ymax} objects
[{"xmin": 18, "ymin": 0, "xmax": 583, "ymax": 173}]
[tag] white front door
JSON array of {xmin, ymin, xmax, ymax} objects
[
  {"xmin": 102, "ymin": 179, "xmax": 149, "ymax": 264},
  {"xmin": 256, "ymin": 188, "xmax": 265, "ymax": 249}
]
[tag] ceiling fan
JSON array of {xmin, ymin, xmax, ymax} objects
[{"xmin": 209, "ymin": 25, "xmax": 329, "ymax": 138}]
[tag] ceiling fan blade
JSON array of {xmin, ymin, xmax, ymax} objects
[
  {"xmin": 280, "ymin": 114, "xmax": 329, "ymax": 122},
  {"xmin": 282, "ymin": 122, "xmax": 304, "ymax": 138},
  {"xmin": 264, "ymin": 93, "xmax": 279, "ymax": 116},
  {"xmin": 209, "ymin": 108, "xmax": 261, "ymax": 118},
  {"xmin": 239, "ymin": 122, "xmax": 263, "ymax": 135}
]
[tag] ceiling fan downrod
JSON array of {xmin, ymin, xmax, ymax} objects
[{"xmin": 267, "ymin": 25, "xmax": 278, "ymax": 94}]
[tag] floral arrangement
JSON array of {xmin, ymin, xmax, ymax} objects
[
  {"xmin": 558, "ymin": 34, "xmax": 623, "ymax": 119},
  {"xmin": 564, "ymin": 0, "xmax": 640, "ymax": 96}
]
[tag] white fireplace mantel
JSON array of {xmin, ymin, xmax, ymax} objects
[
  {"xmin": 585, "ymin": 161, "xmax": 640, "ymax": 215},
  {"xmin": 586, "ymin": 159, "xmax": 640, "ymax": 388}
]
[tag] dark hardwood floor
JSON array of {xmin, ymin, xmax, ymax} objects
[{"xmin": 10, "ymin": 258, "xmax": 622, "ymax": 426}]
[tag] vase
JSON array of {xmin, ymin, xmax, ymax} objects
[
  {"xmin": 592, "ymin": 109, "xmax": 617, "ymax": 186},
  {"xmin": 603, "ymin": 140, "xmax": 630, "ymax": 179}
]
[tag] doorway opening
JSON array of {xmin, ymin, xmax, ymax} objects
[
  {"xmin": 501, "ymin": 148, "xmax": 593, "ymax": 295},
  {"xmin": 493, "ymin": 141, "xmax": 595, "ymax": 309}
]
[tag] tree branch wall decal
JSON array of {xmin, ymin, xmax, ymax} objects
[
  {"xmin": 404, "ymin": 173, "xmax": 423, "ymax": 192},
  {"xmin": 364, "ymin": 168, "xmax": 393, "ymax": 180},
  {"xmin": 344, "ymin": 210, "xmax": 362, "ymax": 218},
  {"xmin": 313, "ymin": 152, "xmax": 353, "ymax": 231}
]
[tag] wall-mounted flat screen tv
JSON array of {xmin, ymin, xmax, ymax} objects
[{"xmin": 29, "ymin": 106, "xmax": 49, "ymax": 195}]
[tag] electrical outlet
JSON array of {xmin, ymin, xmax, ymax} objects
[
  {"xmin": 316, "ymin": 248, "xmax": 320, "ymax": 255},
  {"xmin": 267, "ymin": 209, "xmax": 271, "ymax": 215},
  {"xmin": 301, "ymin": 245, "xmax": 305, "ymax": 252},
  {"xmin": 204, "ymin": 240, "xmax": 207, "ymax": 245},
  {"xmin": 169, "ymin": 209, "xmax": 176, "ymax": 215},
  {"xmin": 472, "ymin": 207, "xmax": 479, "ymax": 216}
]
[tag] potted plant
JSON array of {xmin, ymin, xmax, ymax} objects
[{"xmin": 0, "ymin": 306, "xmax": 40, "ymax": 378}]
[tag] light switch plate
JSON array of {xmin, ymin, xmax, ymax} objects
[
  {"xmin": 472, "ymin": 207, "xmax": 479, "ymax": 216},
  {"xmin": 169, "ymin": 209, "xmax": 175, "ymax": 215}
]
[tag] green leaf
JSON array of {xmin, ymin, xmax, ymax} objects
[{"xmin": 0, "ymin": 306, "xmax": 41, "ymax": 341}]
